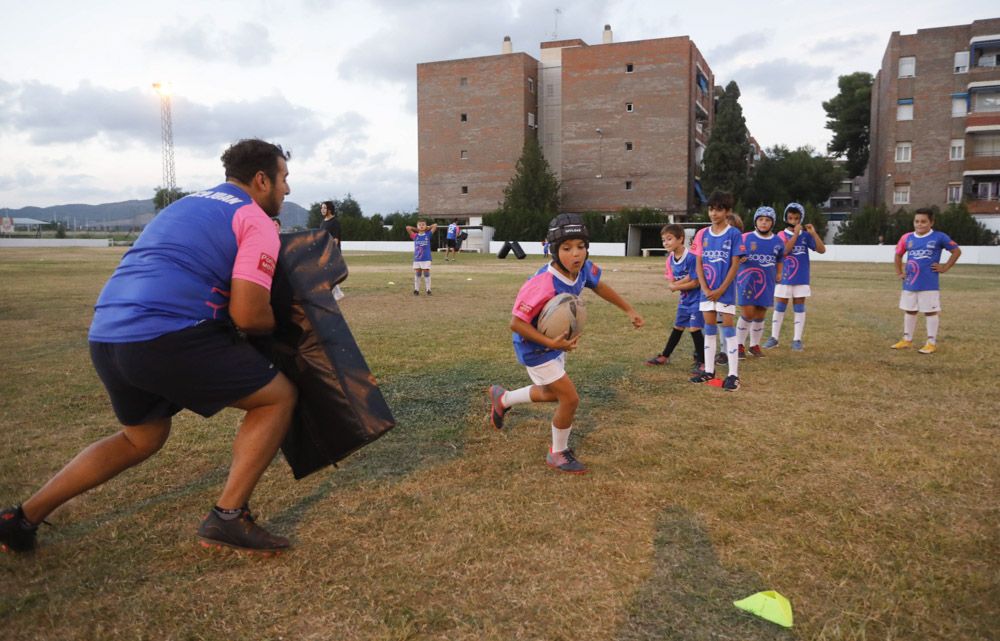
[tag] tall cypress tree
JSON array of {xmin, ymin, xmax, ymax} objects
[
  {"xmin": 487, "ymin": 135, "xmax": 561, "ymax": 240},
  {"xmin": 702, "ymin": 81, "xmax": 751, "ymax": 200}
]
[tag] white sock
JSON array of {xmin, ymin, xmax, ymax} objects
[
  {"xmin": 793, "ymin": 311, "xmax": 806, "ymax": 341},
  {"xmin": 750, "ymin": 320, "xmax": 764, "ymax": 347},
  {"xmin": 425, "ymin": 274, "xmax": 431, "ymax": 292},
  {"xmin": 502, "ymin": 386, "xmax": 533, "ymax": 407},
  {"xmin": 736, "ymin": 317, "xmax": 750, "ymax": 346},
  {"xmin": 704, "ymin": 334, "xmax": 717, "ymax": 374},
  {"xmin": 926, "ymin": 315, "xmax": 939, "ymax": 345},
  {"xmin": 414, "ymin": 274, "xmax": 420, "ymax": 291},
  {"xmin": 552, "ymin": 425, "xmax": 571, "ymax": 453},
  {"xmin": 726, "ymin": 333, "xmax": 739, "ymax": 376},
  {"xmin": 771, "ymin": 311, "xmax": 785, "ymax": 340},
  {"xmin": 903, "ymin": 313, "xmax": 917, "ymax": 341}
]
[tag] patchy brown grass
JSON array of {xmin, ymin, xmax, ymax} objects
[{"xmin": 0, "ymin": 248, "xmax": 997, "ymax": 640}]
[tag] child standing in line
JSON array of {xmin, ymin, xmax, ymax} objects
[
  {"xmin": 736, "ymin": 207, "xmax": 785, "ymax": 358},
  {"xmin": 690, "ymin": 191, "xmax": 746, "ymax": 391},
  {"xmin": 488, "ymin": 214, "xmax": 644, "ymax": 474},
  {"xmin": 406, "ymin": 220, "xmax": 438, "ymax": 296},
  {"xmin": 764, "ymin": 202, "xmax": 826, "ymax": 351},
  {"xmin": 891, "ymin": 208, "xmax": 961, "ymax": 354},
  {"xmin": 645, "ymin": 224, "xmax": 704, "ymax": 372}
]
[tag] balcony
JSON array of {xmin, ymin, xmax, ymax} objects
[{"xmin": 964, "ymin": 170, "xmax": 1000, "ymax": 214}]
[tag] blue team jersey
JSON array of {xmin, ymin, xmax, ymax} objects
[
  {"xmin": 896, "ymin": 230, "xmax": 959, "ymax": 292},
  {"xmin": 511, "ymin": 261, "xmax": 602, "ymax": 366},
  {"xmin": 737, "ymin": 231, "xmax": 785, "ymax": 306},
  {"xmin": 699, "ymin": 225, "xmax": 745, "ymax": 305},
  {"xmin": 447, "ymin": 223, "xmax": 458, "ymax": 239},
  {"xmin": 666, "ymin": 249, "xmax": 699, "ymax": 307},
  {"xmin": 412, "ymin": 231, "xmax": 432, "ymax": 261},
  {"xmin": 778, "ymin": 228, "xmax": 817, "ymax": 286}
]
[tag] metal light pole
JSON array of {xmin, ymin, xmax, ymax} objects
[{"xmin": 152, "ymin": 82, "xmax": 177, "ymax": 208}]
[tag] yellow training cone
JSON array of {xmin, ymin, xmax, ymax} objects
[{"xmin": 733, "ymin": 591, "xmax": 793, "ymax": 628}]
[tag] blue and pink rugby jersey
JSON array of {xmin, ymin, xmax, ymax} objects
[
  {"xmin": 896, "ymin": 230, "xmax": 959, "ymax": 292},
  {"xmin": 89, "ymin": 183, "xmax": 280, "ymax": 343},
  {"xmin": 411, "ymin": 231, "xmax": 433, "ymax": 262},
  {"xmin": 698, "ymin": 225, "xmax": 745, "ymax": 306},
  {"xmin": 737, "ymin": 231, "xmax": 785, "ymax": 307},
  {"xmin": 511, "ymin": 261, "xmax": 602, "ymax": 366},
  {"xmin": 664, "ymin": 249, "xmax": 699, "ymax": 307},
  {"xmin": 777, "ymin": 228, "xmax": 817, "ymax": 286}
]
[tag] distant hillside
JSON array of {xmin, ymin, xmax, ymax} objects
[{"xmin": 3, "ymin": 199, "xmax": 312, "ymax": 229}]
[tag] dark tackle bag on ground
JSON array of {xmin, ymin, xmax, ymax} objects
[
  {"xmin": 251, "ymin": 230, "xmax": 395, "ymax": 479},
  {"xmin": 510, "ymin": 241, "xmax": 526, "ymax": 259},
  {"xmin": 497, "ymin": 241, "xmax": 513, "ymax": 258}
]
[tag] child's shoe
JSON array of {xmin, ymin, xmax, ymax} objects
[
  {"xmin": 738, "ymin": 345, "xmax": 746, "ymax": 359},
  {"xmin": 762, "ymin": 337, "xmax": 779, "ymax": 349},
  {"xmin": 890, "ymin": 339, "xmax": 912, "ymax": 349},
  {"xmin": 645, "ymin": 354, "xmax": 669, "ymax": 366},
  {"xmin": 917, "ymin": 342, "xmax": 936, "ymax": 354},
  {"xmin": 0, "ymin": 505, "xmax": 38, "ymax": 553},
  {"xmin": 791, "ymin": 340, "xmax": 804, "ymax": 351},
  {"xmin": 426, "ymin": 290, "xmax": 432, "ymax": 296},
  {"xmin": 546, "ymin": 448, "xmax": 587, "ymax": 474},
  {"xmin": 715, "ymin": 352, "xmax": 727, "ymax": 365},
  {"xmin": 722, "ymin": 374, "xmax": 741, "ymax": 391},
  {"xmin": 690, "ymin": 361, "xmax": 705, "ymax": 375},
  {"xmin": 197, "ymin": 507, "xmax": 290, "ymax": 554},
  {"xmin": 748, "ymin": 345, "xmax": 764, "ymax": 358},
  {"xmin": 689, "ymin": 371, "xmax": 716, "ymax": 384},
  {"xmin": 413, "ymin": 290, "xmax": 419, "ymax": 296},
  {"xmin": 487, "ymin": 385, "xmax": 509, "ymax": 430}
]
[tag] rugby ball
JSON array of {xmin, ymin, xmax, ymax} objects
[{"xmin": 537, "ymin": 293, "xmax": 586, "ymax": 340}]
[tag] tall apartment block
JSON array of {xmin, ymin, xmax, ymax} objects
[
  {"xmin": 868, "ymin": 18, "xmax": 1000, "ymax": 229},
  {"xmin": 417, "ymin": 26, "xmax": 714, "ymax": 222}
]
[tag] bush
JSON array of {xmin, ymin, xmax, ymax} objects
[{"xmin": 836, "ymin": 203, "xmax": 998, "ymax": 245}]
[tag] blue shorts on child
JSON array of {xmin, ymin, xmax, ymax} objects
[{"xmin": 674, "ymin": 301, "xmax": 704, "ymax": 329}]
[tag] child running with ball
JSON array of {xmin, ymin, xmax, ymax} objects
[{"xmin": 488, "ymin": 214, "xmax": 644, "ymax": 474}]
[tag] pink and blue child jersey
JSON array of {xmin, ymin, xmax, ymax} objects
[
  {"xmin": 511, "ymin": 260, "xmax": 602, "ymax": 366},
  {"xmin": 896, "ymin": 230, "xmax": 959, "ymax": 292},
  {"xmin": 665, "ymin": 249, "xmax": 702, "ymax": 328},
  {"xmin": 777, "ymin": 228, "xmax": 817, "ymax": 286},
  {"xmin": 737, "ymin": 231, "xmax": 785, "ymax": 307},
  {"xmin": 411, "ymin": 230, "xmax": 432, "ymax": 261},
  {"xmin": 698, "ymin": 225, "xmax": 746, "ymax": 305},
  {"xmin": 89, "ymin": 183, "xmax": 279, "ymax": 343}
]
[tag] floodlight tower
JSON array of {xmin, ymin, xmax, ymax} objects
[{"xmin": 152, "ymin": 81, "xmax": 177, "ymax": 207}]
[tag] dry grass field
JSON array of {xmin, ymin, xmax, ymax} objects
[{"xmin": 1, "ymin": 248, "xmax": 998, "ymax": 641}]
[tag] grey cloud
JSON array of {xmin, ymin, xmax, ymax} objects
[
  {"xmin": 706, "ymin": 31, "xmax": 772, "ymax": 61},
  {"xmin": 808, "ymin": 33, "xmax": 878, "ymax": 56},
  {"xmin": 728, "ymin": 59, "xmax": 834, "ymax": 100},
  {"xmin": 151, "ymin": 20, "xmax": 276, "ymax": 65}
]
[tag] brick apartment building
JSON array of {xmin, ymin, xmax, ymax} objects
[
  {"xmin": 417, "ymin": 26, "xmax": 715, "ymax": 222},
  {"xmin": 868, "ymin": 18, "xmax": 1000, "ymax": 230}
]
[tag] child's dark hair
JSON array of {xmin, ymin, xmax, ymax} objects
[
  {"xmin": 661, "ymin": 224, "xmax": 685, "ymax": 240},
  {"xmin": 915, "ymin": 207, "xmax": 935, "ymax": 221},
  {"xmin": 221, "ymin": 139, "xmax": 290, "ymax": 184},
  {"xmin": 707, "ymin": 190, "xmax": 734, "ymax": 211}
]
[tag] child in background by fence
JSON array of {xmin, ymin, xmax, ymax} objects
[{"xmin": 406, "ymin": 220, "xmax": 438, "ymax": 296}]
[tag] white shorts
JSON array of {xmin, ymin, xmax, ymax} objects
[
  {"xmin": 774, "ymin": 284, "xmax": 811, "ymax": 299},
  {"xmin": 899, "ymin": 290, "xmax": 941, "ymax": 313},
  {"xmin": 698, "ymin": 301, "xmax": 736, "ymax": 316},
  {"xmin": 525, "ymin": 353, "xmax": 567, "ymax": 386},
  {"xmin": 412, "ymin": 261, "xmax": 431, "ymax": 270}
]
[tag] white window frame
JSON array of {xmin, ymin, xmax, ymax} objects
[
  {"xmin": 527, "ymin": 78, "xmax": 534, "ymax": 93},
  {"xmin": 460, "ymin": 185, "xmax": 468, "ymax": 195},
  {"xmin": 893, "ymin": 184, "xmax": 911, "ymax": 205},
  {"xmin": 527, "ymin": 112, "xmax": 536, "ymax": 128},
  {"xmin": 625, "ymin": 141, "xmax": 633, "ymax": 151},
  {"xmin": 954, "ymin": 51, "xmax": 969, "ymax": 73},
  {"xmin": 973, "ymin": 91, "xmax": 1000, "ymax": 113},
  {"xmin": 625, "ymin": 180, "xmax": 633, "ymax": 191},
  {"xmin": 626, "ymin": 102, "xmax": 634, "ymax": 112},
  {"xmin": 460, "ymin": 149, "xmax": 468, "ymax": 160},
  {"xmin": 895, "ymin": 142, "xmax": 912, "ymax": 163},
  {"xmin": 973, "ymin": 134, "xmax": 1000, "ymax": 157},
  {"xmin": 950, "ymin": 139, "xmax": 964, "ymax": 160},
  {"xmin": 897, "ymin": 103, "xmax": 913, "ymax": 120},
  {"xmin": 947, "ymin": 184, "xmax": 962, "ymax": 203},
  {"xmin": 898, "ymin": 56, "xmax": 915, "ymax": 78},
  {"xmin": 626, "ymin": 63, "xmax": 634, "ymax": 73},
  {"xmin": 952, "ymin": 97, "xmax": 968, "ymax": 117}
]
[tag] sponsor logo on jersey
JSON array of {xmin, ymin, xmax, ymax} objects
[
  {"xmin": 517, "ymin": 301, "xmax": 534, "ymax": 315},
  {"xmin": 257, "ymin": 253, "xmax": 275, "ymax": 276}
]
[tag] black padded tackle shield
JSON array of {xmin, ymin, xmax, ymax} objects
[{"xmin": 252, "ymin": 230, "xmax": 395, "ymax": 479}]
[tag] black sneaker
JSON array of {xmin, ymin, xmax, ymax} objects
[
  {"xmin": 723, "ymin": 374, "xmax": 741, "ymax": 391},
  {"xmin": 488, "ymin": 385, "xmax": 509, "ymax": 430},
  {"xmin": 413, "ymin": 290, "xmax": 420, "ymax": 296},
  {"xmin": 689, "ymin": 371, "xmax": 716, "ymax": 384},
  {"xmin": 426, "ymin": 290, "xmax": 432, "ymax": 296},
  {"xmin": 0, "ymin": 505, "xmax": 38, "ymax": 553},
  {"xmin": 197, "ymin": 507, "xmax": 290, "ymax": 554},
  {"xmin": 546, "ymin": 448, "xmax": 587, "ymax": 474}
]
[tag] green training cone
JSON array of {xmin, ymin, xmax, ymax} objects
[{"xmin": 733, "ymin": 590, "xmax": 793, "ymax": 628}]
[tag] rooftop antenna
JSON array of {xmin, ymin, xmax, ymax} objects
[{"xmin": 552, "ymin": 7, "xmax": 561, "ymax": 39}]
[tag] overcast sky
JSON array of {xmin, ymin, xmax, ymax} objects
[{"xmin": 1, "ymin": 1, "xmax": 996, "ymax": 213}]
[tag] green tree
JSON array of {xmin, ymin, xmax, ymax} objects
[
  {"xmin": 484, "ymin": 135, "xmax": 560, "ymax": 240},
  {"xmin": 153, "ymin": 186, "xmax": 190, "ymax": 212},
  {"xmin": 702, "ymin": 81, "xmax": 751, "ymax": 199},
  {"xmin": 743, "ymin": 145, "xmax": 843, "ymax": 212},
  {"xmin": 823, "ymin": 72, "xmax": 873, "ymax": 178}
]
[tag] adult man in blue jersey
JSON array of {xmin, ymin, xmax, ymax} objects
[{"xmin": 1, "ymin": 139, "xmax": 298, "ymax": 555}]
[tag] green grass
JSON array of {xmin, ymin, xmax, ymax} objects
[{"xmin": 1, "ymin": 248, "xmax": 998, "ymax": 640}]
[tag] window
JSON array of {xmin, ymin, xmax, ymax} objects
[
  {"xmin": 527, "ymin": 112, "xmax": 536, "ymax": 128},
  {"xmin": 950, "ymin": 139, "xmax": 964, "ymax": 160},
  {"xmin": 974, "ymin": 181, "xmax": 998, "ymax": 200},
  {"xmin": 626, "ymin": 63, "xmax": 634, "ymax": 73},
  {"xmin": 626, "ymin": 102, "xmax": 634, "ymax": 112},
  {"xmin": 625, "ymin": 141, "xmax": 633, "ymax": 151},
  {"xmin": 696, "ymin": 121, "xmax": 704, "ymax": 135},
  {"xmin": 947, "ymin": 184, "xmax": 962, "ymax": 203},
  {"xmin": 897, "ymin": 103, "xmax": 913, "ymax": 120},
  {"xmin": 974, "ymin": 134, "xmax": 1000, "ymax": 157},
  {"xmin": 898, "ymin": 56, "xmax": 915, "ymax": 77},
  {"xmin": 459, "ymin": 76, "xmax": 468, "ymax": 86},
  {"xmin": 973, "ymin": 91, "xmax": 1000, "ymax": 113},
  {"xmin": 460, "ymin": 150, "xmax": 468, "ymax": 160},
  {"xmin": 895, "ymin": 142, "xmax": 912, "ymax": 162},
  {"xmin": 460, "ymin": 113, "xmax": 467, "ymax": 122},
  {"xmin": 893, "ymin": 184, "xmax": 910, "ymax": 205},
  {"xmin": 528, "ymin": 78, "xmax": 534, "ymax": 93},
  {"xmin": 952, "ymin": 96, "xmax": 968, "ymax": 117},
  {"xmin": 954, "ymin": 51, "xmax": 970, "ymax": 73},
  {"xmin": 625, "ymin": 181, "xmax": 633, "ymax": 190},
  {"xmin": 460, "ymin": 186, "xmax": 468, "ymax": 195}
]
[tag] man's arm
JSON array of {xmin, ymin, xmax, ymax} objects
[{"xmin": 230, "ymin": 278, "xmax": 275, "ymax": 334}]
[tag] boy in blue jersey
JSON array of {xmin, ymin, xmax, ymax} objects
[
  {"xmin": 735, "ymin": 207, "xmax": 785, "ymax": 358},
  {"xmin": 690, "ymin": 191, "xmax": 746, "ymax": 390},
  {"xmin": 764, "ymin": 202, "xmax": 826, "ymax": 351},
  {"xmin": 445, "ymin": 219, "xmax": 460, "ymax": 262},
  {"xmin": 645, "ymin": 224, "xmax": 704, "ymax": 371},
  {"xmin": 406, "ymin": 219, "xmax": 438, "ymax": 295},
  {"xmin": 891, "ymin": 208, "xmax": 961, "ymax": 354},
  {"xmin": 487, "ymin": 214, "xmax": 644, "ymax": 474}
]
